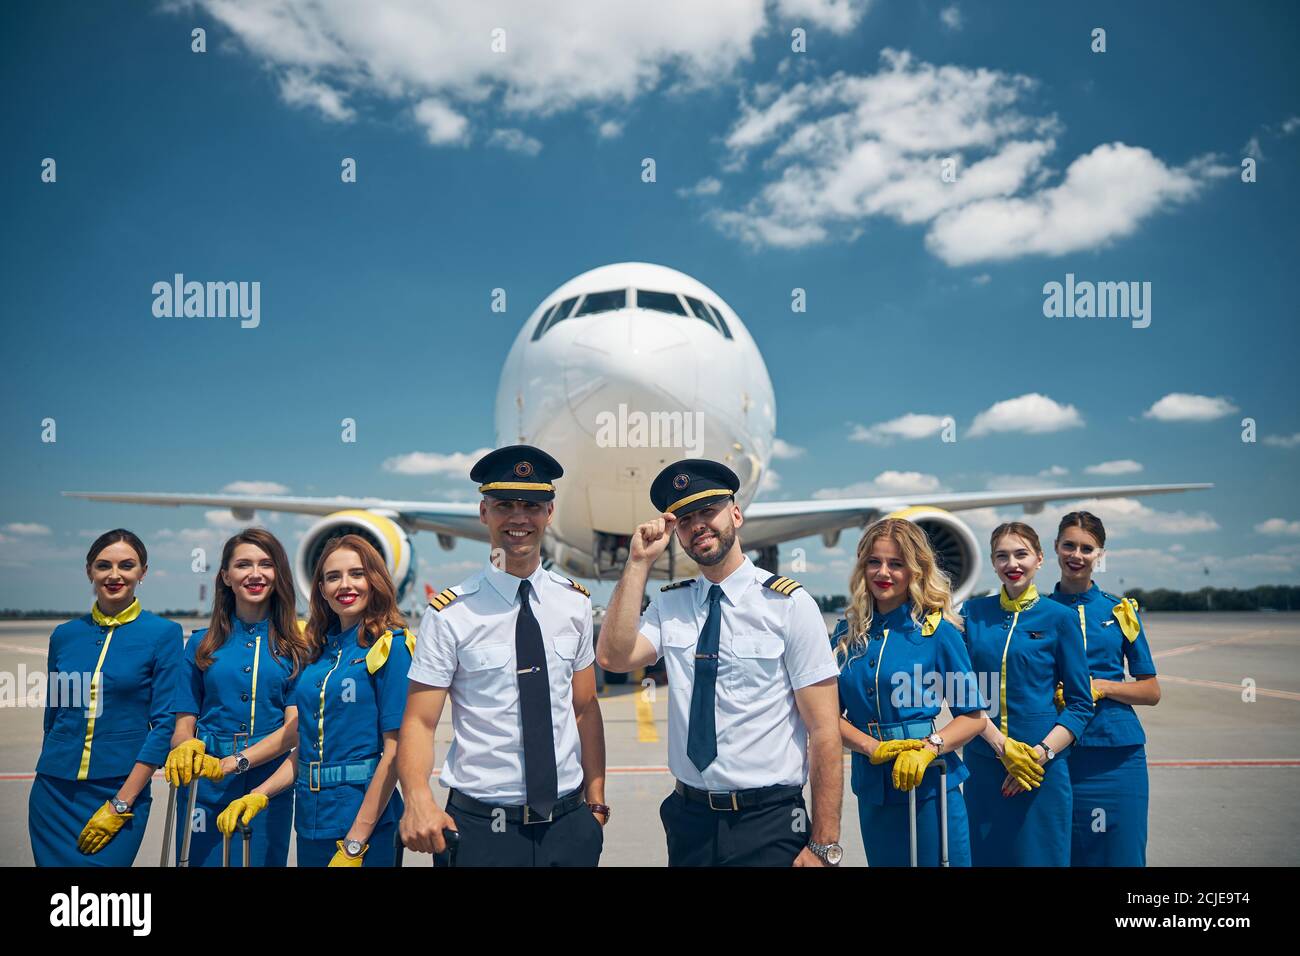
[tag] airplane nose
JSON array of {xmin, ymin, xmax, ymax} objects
[{"xmin": 562, "ymin": 311, "xmax": 698, "ymax": 432}]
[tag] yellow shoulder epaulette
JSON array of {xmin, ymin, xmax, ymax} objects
[
  {"xmin": 762, "ymin": 574, "xmax": 803, "ymax": 596},
  {"xmin": 661, "ymin": 579, "xmax": 693, "ymax": 592},
  {"xmin": 921, "ymin": 609, "xmax": 943, "ymax": 637},
  {"xmin": 429, "ymin": 588, "xmax": 460, "ymax": 612},
  {"xmin": 1112, "ymin": 597, "xmax": 1141, "ymax": 643},
  {"xmin": 365, "ymin": 628, "xmax": 416, "ymax": 675},
  {"xmin": 566, "ymin": 578, "xmax": 591, "ymax": 597}
]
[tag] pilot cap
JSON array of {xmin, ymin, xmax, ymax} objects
[
  {"xmin": 649, "ymin": 459, "xmax": 740, "ymax": 518},
  {"xmin": 471, "ymin": 445, "xmax": 563, "ymax": 502}
]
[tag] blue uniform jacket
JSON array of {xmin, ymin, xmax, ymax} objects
[
  {"xmin": 37, "ymin": 608, "xmax": 184, "ymax": 780},
  {"xmin": 291, "ymin": 623, "xmax": 413, "ymax": 838},
  {"xmin": 1047, "ymin": 583, "xmax": 1156, "ymax": 748},
  {"xmin": 172, "ymin": 617, "xmax": 299, "ymax": 755},
  {"xmin": 833, "ymin": 602, "xmax": 987, "ymax": 806},
  {"xmin": 961, "ymin": 591, "xmax": 1092, "ymax": 761}
]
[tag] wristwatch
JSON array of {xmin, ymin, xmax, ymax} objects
[
  {"xmin": 343, "ymin": 839, "xmax": 365, "ymax": 858},
  {"xmin": 807, "ymin": 840, "xmax": 843, "ymax": 866},
  {"xmin": 111, "ymin": 798, "xmax": 130, "ymax": 814},
  {"xmin": 925, "ymin": 732, "xmax": 944, "ymax": 753},
  {"xmin": 587, "ymin": 802, "xmax": 611, "ymax": 822},
  {"xmin": 1038, "ymin": 742, "xmax": 1056, "ymax": 762},
  {"xmin": 232, "ymin": 751, "xmax": 250, "ymax": 775}
]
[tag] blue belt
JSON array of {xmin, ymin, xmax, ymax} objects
[
  {"xmin": 863, "ymin": 717, "xmax": 936, "ymax": 742},
  {"xmin": 199, "ymin": 729, "xmax": 275, "ymax": 758},
  {"xmin": 300, "ymin": 757, "xmax": 380, "ymax": 792}
]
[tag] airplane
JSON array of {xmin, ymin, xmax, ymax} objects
[{"xmin": 66, "ymin": 262, "xmax": 1211, "ymax": 605}]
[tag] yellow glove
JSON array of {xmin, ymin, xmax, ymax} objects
[
  {"xmin": 197, "ymin": 754, "xmax": 226, "ymax": 782},
  {"xmin": 892, "ymin": 746, "xmax": 937, "ymax": 791},
  {"xmin": 999, "ymin": 737, "xmax": 1045, "ymax": 790},
  {"xmin": 217, "ymin": 793, "xmax": 268, "ymax": 836},
  {"xmin": 328, "ymin": 841, "xmax": 368, "ymax": 867},
  {"xmin": 869, "ymin": 738, "xmax": 925, "ymax": 765},
  {"xmin": 164, "ymin": 738, "xmax": 207, "ymax": 787},
  {"xmin": 1053, "ymin": 682, "xmax": 1066, "ymax": 713},
  {"xmin": 77, "ymin": 801, "xmax": 130, "ymax": 854}
]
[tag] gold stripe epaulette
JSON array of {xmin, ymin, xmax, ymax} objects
[
  {"xmin": 762, "ymin": 574, "xmax": 803, "ymax": 596},
  {"xmin": 429, "ymin": 588, "xmax": 460, "ymax": 612}
]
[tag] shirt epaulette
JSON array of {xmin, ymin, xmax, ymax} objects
[
  {"xmin": 429, "ymin": 588, "xmax": 460, "ymax": 612},
  {"xmin": 566, "ymin": 578, "xmax": 591, "ymax": 597},
  {"xmin": 762, "ymin": 574, "xmax": 803, "ymax": 596},
  {"xmin": 661, "ymin": 579, "xmax": 694, "ymax": 592}
]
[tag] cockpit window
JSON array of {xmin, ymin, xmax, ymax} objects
[
  {"xmin": 684, "ymin": 295, "xmax": 734, "ymax": 339},
  {"xmin": 531, "ymin": 295, "xmax": 579, "ymax": 340},
  {"xmin": 637, "ymin": 290, "xmax": 689, "ymax": 316},
  {"xmin": 574, "ymin": 289, "xmax": 627, "ymax": 316}
]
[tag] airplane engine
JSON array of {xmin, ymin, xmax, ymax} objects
[
  {"xmin": 295, "ymin": 510, "xmax": 416, "ymax": 604},
  {"xmin": 885, "ymin": 506, "xmax": 982, "ymax": 604}
]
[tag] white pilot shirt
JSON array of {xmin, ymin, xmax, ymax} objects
[
  {"xmin": 640, "ymin": 556, "xmax": 839, "ymax": 791},
  {"xmin": 409, "ymin": 560, "xmax": 595, "ymax": 804}
]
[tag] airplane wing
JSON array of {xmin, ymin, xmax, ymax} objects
[
  {"xmin": 61, "ymin": 491, "xmax": 490, "ymax": 543},
  {"xmin": 740, "ymin": 482, "xmax": 1214, "ymax": 551}
]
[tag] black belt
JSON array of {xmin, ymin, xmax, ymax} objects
[
  {"xmin": 674, "ymin": 780, "xmax": 803, "ymax": 812},
  {"xmin": 447, "ymin": 787, "xmax": 586, "ymax": 825}
]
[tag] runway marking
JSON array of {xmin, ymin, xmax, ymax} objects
[
  {"xmin": 1153, "ymin": 628, "xmax": 1291, "ymax": 661},
  {"xmin": 0, "ymin": 643, "xmax": 49, "ymax": 657},
  {"xmin": 635, "ymin": 691, "xmax": 659, "ymax": 743},
  {"xmin": 1157, "ymin": 673, "xmax": 1300, "ymax": 701}
]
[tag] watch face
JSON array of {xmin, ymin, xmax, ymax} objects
[
  {"xmin": 112, "ymin": 800, "xmax": 129, "ymax": 813},
  {"xmin": 826, "ymin": 844, "xmax": 844, "ymax": 865},
  {"xmin": 345, "ymin": 840, "xmax": 363, "ymax": 856}
]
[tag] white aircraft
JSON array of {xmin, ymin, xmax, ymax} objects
[{"xmin": 67, "ymin": 262, "xmax": 1211, "ymax": 604}]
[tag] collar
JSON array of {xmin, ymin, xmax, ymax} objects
[
  {"xmin": 92, "ymin": 598, "xmax": 141, "ymax": 628},
  {"xmin": 484, "ymin": 559, "xmax": 549, "ymax": 605},
  {"xmin": 874, "ymin": 600, "xmax": 915, "ymax": 631},
  {"xmin": 999, "ymin": 583, "xmax": 1040, "ymax": 612},
  {"xmin": 695, "ymin": 555, "xmax": 757, "ymax": 609},
  {"xmin": 1051, "ymin": 581, "xmax": 1100, "ymax": 604},
  {"xmin": 233, "ymin": 616, "xmax": 270, "ymax": 634},
  {"xmin": 326, "ymin": 621, "xmax": 360, "ymax": 649}
]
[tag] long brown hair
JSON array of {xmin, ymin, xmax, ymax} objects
[
  {"xmin": 303, "ymin": 534, "xmax": 406, "ymax": 657},
  {"xmin": 1055, "ymin": 511, "xmax": 1106, "ymax": 547},
  {"xmin": 197, "ymin": 529, "xmax": 310, "ymax": 677},
  {"xmin": 991, "ymin": 520, "xmax": 1043, "ymax": 555},
  {"xmin": 86, "ymin": 528, "xmax": 147, "ymax": 568},
  {"xmin": 839, "ymin": 518, "xmax": 960, "ymax": 664}
]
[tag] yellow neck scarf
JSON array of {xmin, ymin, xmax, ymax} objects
[
  {"xmin": 999, "ymin": 583, "xmax": 1039, "ymax": 612},
  {"xmin": 92, "ymin": 597, "xmax": 142, "ymax": 628}
]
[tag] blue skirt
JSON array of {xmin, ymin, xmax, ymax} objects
[
  {"xmin": 857, "ymin": 787, "xmax": 971, "ymax": 867},
  {"xmin": 173, "ymin": 756, "xmax": 294, "ymax": 867},
  {"xmin": 1069, "ymin": 744, "xmax": 1148, "ymax": 867},
  {"xmin": 29, "ymin": 773, "xmax": 153, "ymax": 867},
  {"xmin": 296, "ymin": 822, "xmax": 399, "ymax": 867},
  {"xmin": 966, "ymin": 749, "xmax": 1072, "ymax": 866}
]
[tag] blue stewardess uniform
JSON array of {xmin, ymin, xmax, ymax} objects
[
  {"xmin": 29, "ymin": 599, "xmax": 183, "ymax": 866},
  {"xmin": 961, "ymin": 586, "xmax": 1092, "ymax": 866},
  {"xmin": 171, "ymin": 617, "xmax": 299, "ymax": 866},
  {"xmin": 291, "ymin": 623, "xmax": 413, "ymax": 867},
  {"xmin": 833, "ymin": 602, "xmax": 987, "ymax": 866},
  {"xmin": 1048, "ymin": 583, "xmax": 1156, "ymax": 866}
]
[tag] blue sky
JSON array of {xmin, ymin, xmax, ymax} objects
[{"xmin": 2, "ymin": 0, "xmax": 1298, "ymax": 611}]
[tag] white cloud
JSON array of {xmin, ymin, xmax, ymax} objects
[
  {"xmin": 970, "ymin": 273, "xmax": 991, "ymax": 285},
  {"xmin": 179, "ymin": 0, "xmax": 771, "ymax": 143},
  {"xmin": 383, "ymin": 448, "xmax": 495, "ymax": 476},
  {"xmin": 1084, "ymin": 459, "xmax": 1143, "ymax": 476},
  {"xmin": 773, "ymin": 0, "xmax": 872, "ymax": 33},
  {"xmin": 1256, "ymin": 518, "xmax": 1300, "ymax": 536},
  {"xmin": 1263, "ymin": 432, "xmax": 1300, "ymax": 448},
  {"xmin": 940, "ymin": 5, "xmax": 963, "ymax": 30},
  {"xmin": 222, "ymin": 481, "xmax": 291, "ymax": 495},
  {"xmin": 771, "ymin": 437, "xmax": 805, "ymax": 459},
  {"xmin": 1061, "ymin": 497, "xmax": 1218, "ymax": 535},
  {"xmin": 1283, "ymin": 116, "xmax": 1300, "ymax": 135},
  {"xmin": 3, "ymin": 523, "xmax": 51, "ymax": 536},
  {"xmin": 1041, "ymin": 465, "xmax": 1068, "ymax": 477},
  {"xmin": 1143, "ymin": 392, "xmax": 1239, "ymax": 422},
  {"xmin": 760, "ymin": 467, "xmax": 782, "ymax": 493},
  {"xmin": 968, "ymin": 393, "xmax": 1083, "ymax": 437},
  {"xmin": 487, "ymin": 128, "xmax": 542, "ymax": 155},
  {"xmin": 597, "ymin": 119, "xmax": 624, "ymax": 139},
  {"xmin": 414, "ymin": 98, "xmax": 470, "ymax": 145},
  {"xmin": 813, "ymin": 470, "xmax": 945, "ymax": 498},
  {"xmin": 709, "ymin": 49, "xmax": 1228, "ymax": 263},
  {"xmin": 279, "ymin": 69, "xmax": 355, "ymax": 121},
  {"xmin": 677, "ymin": 177, "xmax": 723, "ymax": 198},
  {"xmin": 205, "ymin": 510, "xmax": 251, "ymax": 530},
  {"xmin": 849, "ymin": 412, "xmax": 950, "ymax": 444}
]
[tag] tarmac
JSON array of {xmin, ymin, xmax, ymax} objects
[{"xmin": 1, "ymin": 611, "xmax": 1296, "ymax": 866}]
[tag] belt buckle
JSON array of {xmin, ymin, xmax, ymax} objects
[
  {"xmin": 522, "ymin": 805, "xmax": 553, "ymax": 825},
  {"xmin": 308, "ymin": 761, "xmax": 321, "ymax": 792},
  {"xmin": 866, "ymin": 721, "xmax": 881, "ymax": 740},
  {"xmin": 231, "ymin": 732, "xmax": 249, "ymax": 755},
  {"xmin": 707, "ymin": 791, "xmax": 739, "ymax": 812}
]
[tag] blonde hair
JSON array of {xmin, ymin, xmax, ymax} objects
[{"xmin": 837, "ymin": 518, "xmax": 960, "ymax": 665}]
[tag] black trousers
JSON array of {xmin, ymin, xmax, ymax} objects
[
  {"xmin": 439, "ymin": 794, "xmax": 604, "ymax": 867},
  {"xmin": 660, "ymin": 789, "xmax": 809, "ymax": 866}
]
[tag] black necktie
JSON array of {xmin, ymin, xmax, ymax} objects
[
  {"xmin": 687, "ymin": 584, "xmax": 723, "ymax": 773},
  {"xmin": 515, "ymin": 579, "xmax": 557, "ymax": 816}
]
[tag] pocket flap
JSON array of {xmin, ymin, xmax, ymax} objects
[
  {"xmin": 460, "ymin": 643, "xmax": 512, "ymax": 671},
  {"xmin": 732, "ymin": 635, "xmax": 783, "ymax": 659}
]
